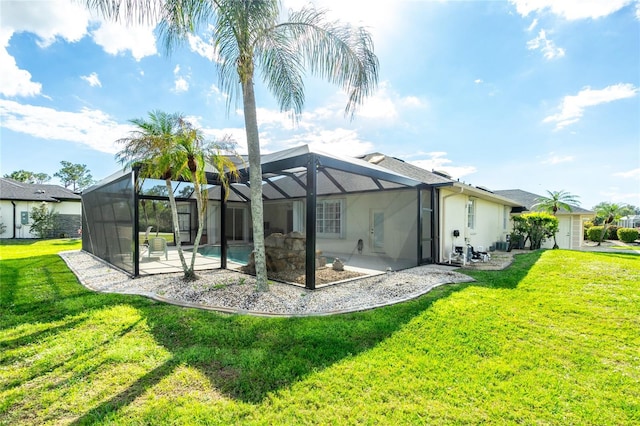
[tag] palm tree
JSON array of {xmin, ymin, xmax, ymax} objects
[
  {"xmin": 594, "ymin": 202, "xmax": 624, "ymax": 246},
  {"xmin": 85, "ymin": 0, "xmax": 379, "ymax": 291},
  {"xmin": 117, "ymin": 110, "xmax": 237, "ymax": 280},
  {"xmin": 532, "ymin": 190, "xmax": 580, "ymax": 249}
]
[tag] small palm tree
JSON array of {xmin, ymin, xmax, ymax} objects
[
  {"xmin": 117, "ymin": 110, "xmax": 237, "ymax": 280},
  {"xmin": 594, "ymin": 202, "xmax": 624, "ymax": 246},
  {"xmin": 85, "ymin": 0, "xmax": 379, "ymax": 291},
  {"xmin": 532, "ymin": 190, "xmax": 580, "ymax": 249}
]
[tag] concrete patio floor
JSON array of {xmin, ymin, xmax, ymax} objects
[{"xmin": 137, "ymin": 246, "xmax": 421, "ymax": 277}]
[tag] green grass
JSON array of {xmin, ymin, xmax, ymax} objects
[
  {"xmin": 611, "ymin": 245, "xmax": 640, "ymax": 251},
  {"xmin": 1, "ymin": 240, "xmax": 639, "ymax": 424}
]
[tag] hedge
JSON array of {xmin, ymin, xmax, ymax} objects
[{"xmin": 617, "ymin": 228, "xmax": 639, "ymax": 243}]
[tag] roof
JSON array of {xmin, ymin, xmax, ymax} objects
[
  {"xmin": 0, "ymin": 178, "xmax": 81, "ymax": 202},
  {"xmin": 493, "ymin": 189, "xmax": 594, "ymax": 214},
  {"xmin": 361, "ymin": 153, "xmax": 524, "ymax": 207},
  {"xmin": 359, "ymin": 153, "xmax": 454, "ymax": 186},
  {"xmin": 87, "ymin": 145, "xmax": 423, "ymax": 201}
]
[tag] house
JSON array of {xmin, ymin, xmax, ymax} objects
[
  {"xmin": 493, "ymin": 189, "xmax": 594, "ymax": 250},
  {"xmin": 618, "ymin": 215, "xmax": 640, "ymax": 228},
  {"xmin": 360, "ymin": 154, "xmax": 525, "ymax": 261},
  {"xmin": 0, "ymin": 178, "xmax": 82, "ymax": 239},
  {"xmin": 83, "ymin": 145, "xmax": 527, "ymax": 288}
]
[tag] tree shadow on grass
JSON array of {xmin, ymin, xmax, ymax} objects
[
  {"xmin": 459, "ymin": 251, "xmax": 543, "ymax": 290},
  {"xmin": 2, "ymin": 250, "xmax": 544, "ymax": 424}
]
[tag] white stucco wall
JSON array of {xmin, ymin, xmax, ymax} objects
[
  {"xmin": 315, "ymin": 190, "xmax": 419, "ymax": 263},
  {"xmin": 0, "ymin": 200, "xmax": 81, "ymax": 238},
  {"xmin": 540, "ymin": 214, "xmax": 590, "ymax": 250},
  {"xmin": 206, "ymin": 190, "xmax": 419, "ymax": 264},
  {"xmin": 439, "ymin": 188, "xmax": 511, "ymax": 260}
]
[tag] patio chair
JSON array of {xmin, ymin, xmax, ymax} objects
[
  {"xmin": 139, "ymin": 226, "xmax": 153, "ymax": 258},
  {"xmin": 148, "ymin": 237, "xmax": 168, "ymax": 260}
]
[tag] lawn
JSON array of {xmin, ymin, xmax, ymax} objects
[{"xmin": 1, "ymin": 240, "xmax": 638, "ymax": 425}]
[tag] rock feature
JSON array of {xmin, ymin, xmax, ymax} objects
[
  {"xmin": 243, "ymin": 232, "xmax": 327, "ymax": 274},
  {"xmin": 332, "ymin": 258, "xmax": 344, "ymax": 271}
]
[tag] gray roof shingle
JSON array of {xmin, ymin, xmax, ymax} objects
[
  {"xmin": 359, "ymin": 153, "xmax": 454, "ymax": 186},
  {"xmin": 493, "ymin": 189, "xmax": 593, "ymax": 214},
  {"xmin": 0, "ymin": 178, "xmax": 81, "ymax": 202}
]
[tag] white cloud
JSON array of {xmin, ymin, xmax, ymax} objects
[
  {"xmin": 544, "ymin": 83, "xmax": 639, "ymax": 130},
  {"xmin": 0, "ymin": 29, "xmax": 42, "ymax": 97},
  {"xmin": 527, "ymin": 29, "xmax": 565, "ymax": 60},
  {"xmin": 614, "ymin": 168, "xmax": 640, "ymax": 179},
  {"xmin": 0, "ymin": 0, "xmax": 89, "ymax": 47},
  {"xmin": 510, "ymin": 0, "xmax": 634, "ymax": 20},
  {"xmin": 409, "ymin": 152, "xmax": 477, "ymax": 179},
  {"xmin": 541, "ymin": 153, "xmax": 575, "ymax": 165},
  {"xmin": 174, "ymin": 77, "xmax": 189, "ymax": 93},
  {"xmin": 283, "ymin": 0, "xmax": 400, "ymax": 40},
  {"xmin": 357, "ymin": 81, "xmax": 427, "ymax": 120},
  {"xmin": 283, "ymin": 128, "xmax": 374, "ymax": 157},
  {"xmin": 527, "ymin": 18, "xmax": 539, "ymax": 31},
  {"xmin": 0, "ymin": 0, "xmax": 90, "ymax": 97},
  {"xmin": 187, "ymin": 32, "xmax": 222, "ymax": 63},
  {"xmin": 0, "ymin": 99, "xmax": 134, "ymax": 154},
  {"xmin": 172, "ymin": 65, "xmax": 190, "ymax": 93},
  {"xmin": 474, "ymin": 79, "xmax": 483, "ymax": 84},
  {"xmin": 91, "ymin": 20, "xmax": 157, "ymax": 61},
  {"xmin": 81, "ymin": 72, "xmax": 102, "ymax": 87}
]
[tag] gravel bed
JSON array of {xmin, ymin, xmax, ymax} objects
[{"xmin": 60, "ymin": 250, "xmax": 475, "ymax": 316}]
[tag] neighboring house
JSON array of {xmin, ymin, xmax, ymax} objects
[
  {"xmin": 361, "ymin": 154, "xmax": 524, "ymax": 261},
  {"xmin": 493, "ymin": 189, "xmax": 594, "ymax": 250},
  {"xmin": 0, "ymin": 178, "xmax": 82, "ymax": 239},
  {"xmin": 618, "ymin": 215, "xmax": 640, "ymax": 228}
]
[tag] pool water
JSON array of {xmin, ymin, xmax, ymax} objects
[{"xmin": 198, "ymin": 245, "xmax": 253, "ymax": 264}]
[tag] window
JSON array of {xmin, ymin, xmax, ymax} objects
[
  {"xmin": 316, "ymin": 199, "xmax": 344, "ymax": 238},
  {"xmin": 467, "ymin": 198, "xmax": 476, "ymax": 229}
]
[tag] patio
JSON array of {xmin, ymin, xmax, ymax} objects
[{"xmin": 137, "ymin": 245, "xmax": 394, "ymax": 279}]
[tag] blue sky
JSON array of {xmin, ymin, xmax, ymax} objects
[{"xmin": 1, "ymin": 0, "xmax": 639, "ymax": 210}]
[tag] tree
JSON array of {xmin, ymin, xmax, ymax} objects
[
  {"xmin": 86, "ymin": 0, "xmax": 379, "ymax": 291},
  {"xmin": 509, "ymin": 212, "xmax": 558, "ymax": 250},
  {"xmin": 54, "ymin": 161, "xmax": 94, "ymax": 191},
  {"xmin": 117, "ymin": 110, "xmax": 238, "ymax": 281},
  {"xmin": 532, "ymin": 190, "xmax": 580, "ymax": 249},
  {"xmin": 4, "ymin": 170, "xmax": 51, "ymax": 184},
  {"xmin": 30, "ymin": 202, "xmax": 59, "ymax": 238},
  {"xmin": 593, "ymin": 202, "xmax": 625, "ymax": 246}
]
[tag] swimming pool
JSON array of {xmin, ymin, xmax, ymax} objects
[{"xmin": 197, "ymin": 245, "xmax": 253, "ymax": 264}]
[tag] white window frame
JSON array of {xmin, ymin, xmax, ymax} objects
[
  {"xmin": 316, "ymin": 199, "xmax": 345, "ymax": 238},
  {"xmin": 467, "ymin": 198, "xmax": 476, "ymax": 230}
]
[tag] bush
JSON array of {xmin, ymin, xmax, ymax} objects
[
  {"xmin": 617, "ymin": 228, "xmax": 639, "ymax": 243},
  {"xmin": 30, "ymin": 203, "xmax": 59, "ymax": 239},
  {"xmin": 607, "ymin": 225, "xmax": 620, "ymax": 240},
  {"xmin": 587, "ymin": 226, "xmax": 604, "ymax": 242},
  {"xmin": 583, "ymin": 221, "xmax": 593, "ymax": 240}
]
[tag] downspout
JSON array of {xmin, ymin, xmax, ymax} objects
[
  {"xmin": 11, "ymin": 201, "xmax": 16, "ymax": 239},
  {"xmin": 440, "ymin": 186, "xmax": 464, "ymax": 262}
]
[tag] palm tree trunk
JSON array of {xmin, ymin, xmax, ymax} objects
[
  {"xmin": 189, "ymin": 178, "xmax": 206, "ymax": 275},
  {"xmin": 242, "ymin": 77, "xmax": 269, "ymax": 291},
  {"xmin": 166, "ymin": 178, "xmax": 191, "ymax": 278}
]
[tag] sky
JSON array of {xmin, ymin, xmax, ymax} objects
[{"xmin": 1, "ymin": 0, "xmax": 639, "ymax": 210}]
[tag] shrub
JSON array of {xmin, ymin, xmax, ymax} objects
[
  {"xmin": 583, "ymin": 221, "xmax": 593, "ymax": 240},
  {"xmin": 606, "ymin": 225, "xmax": 620, "ymax": 240},
  {"xmin": 510, "ymin": 212, "xmax": 558, "ymax": 250},
  {"xmin": 617, "ymin": 228, "xmax": 639, "ymax": 243},
  {"xmin": 587, "ymin": 226, "xmax": 604, "ymax": 242},
  {"xmin": 30, "ymin": 203, "xmax": 59, "ymax": 239}
]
